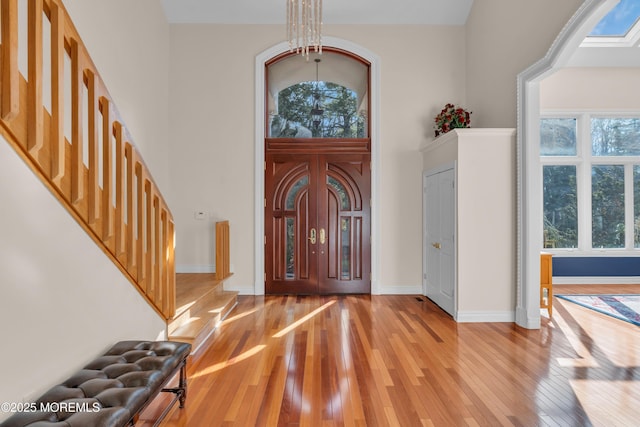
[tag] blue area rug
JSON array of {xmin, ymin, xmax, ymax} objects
[{"xmin": 556, "ymin": 294, "xmax": 640, "ymax": 327}]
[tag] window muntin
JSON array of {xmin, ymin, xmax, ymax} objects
[{"xmin": 540, "ymin": 113, "xmax": 640, "ymax": 253}]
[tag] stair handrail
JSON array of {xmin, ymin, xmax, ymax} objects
[{"xmin": 0, "ymin": 0, "xmax": 175, "ymax": 319}]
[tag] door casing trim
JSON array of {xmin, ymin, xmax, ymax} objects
[{"xmin": 255, "ymin": 37, "xmax": 381, "ymax": 295}]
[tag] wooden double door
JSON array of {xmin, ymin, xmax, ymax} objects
[{"xmin": 265, "ymin": 152, "xmax": 371, "ymax": 294}]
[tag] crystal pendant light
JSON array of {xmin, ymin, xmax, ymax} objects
[{"xmin": 287, "ymin": 0, "xmax": 323, "ymax": 60}]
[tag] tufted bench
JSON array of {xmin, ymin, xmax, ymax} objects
[{"xmin": 0, "ymin": 340, "xmax": 191, "ymax": 427}]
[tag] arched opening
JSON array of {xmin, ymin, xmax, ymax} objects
[
  {"xmin": 254, "ymin": 37, "xmax": 381, "ymax": 295},
  {"xmin": 264, "ymin": 48, "xmax": 371, "ymax": 295},
  {"xmin": 517, "ymin": 0, "xmax": 621, "ymax": 328},
  {"xmin": 267, "ymin": 50, "xmax": 369, "ymax": 139}
]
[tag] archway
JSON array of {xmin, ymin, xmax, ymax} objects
[
  {"xmin": 516, "ymin": 0, "xmax": 618, "ymax": 328},
  {"xmin": 254, "ymin": 37, "xmax": 381, "ymax": 295}
]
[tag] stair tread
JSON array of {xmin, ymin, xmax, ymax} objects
[
  {"xmin": 169, "ymin": 316, "xmax": 218, "ymax": 339},
  {"xmin": 174, "ymin": 273, "xmax": 224, "ymax": 318},
  {"xmin": 169, "ymin": 273, "xmax": 238, "ymax": 354}
]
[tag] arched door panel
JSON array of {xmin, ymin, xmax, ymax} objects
[{"xmin": 265, "ymin": 153, "xmax": 370, "ymax": 294}]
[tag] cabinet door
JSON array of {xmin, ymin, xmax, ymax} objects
[{"xmin": 423, "ymin": 166, "xmax": 456, "ymax": 317}]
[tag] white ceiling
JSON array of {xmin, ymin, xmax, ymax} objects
[
  {"xmin": 159, "ymin": 0, "xmax": 639, "ymax": 68},
  {"xmin": 160, "ymin": 0, "xmax": 474, "ymax": 25}
]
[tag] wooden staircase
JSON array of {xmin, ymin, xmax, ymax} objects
[{"xmin": 168, "ymin": 273, "xmax": 237, "ymax": 355}]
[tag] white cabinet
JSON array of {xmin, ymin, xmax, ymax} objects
[{"xmin": 421, "ymin": 129, "xmax": 516, "ymax": 322}]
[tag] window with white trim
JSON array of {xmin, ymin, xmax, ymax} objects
[{"xmin": 541, "ymin": 114, "xmax": 640, "ymax": 251}]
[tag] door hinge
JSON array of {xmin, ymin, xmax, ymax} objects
[
  {"xmin": 264, "ymin": 235, "xmax": 266, "ymax": 245},
  {"xmin": 264, "ymin": 198, "xmax": 266, "ymax": 208},
  {"xmin": 264, "ymin": 272, "xmax": 266, "ymax": 281},
  {"xmin": 264, "ymin": 161, "xmax": 267, "ymax": 171}
]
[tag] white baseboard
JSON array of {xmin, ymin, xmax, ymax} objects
[
  {"xmin": 375, "ymin": 285, "xmax": 422, "ymax": 295},
  {"xmin": 455, "ymin": 310, "xmax": 516, "ymax": 323},
  {"xmin": 515, "ymin": 307, "xmax": 541, "ymax": 329},
  {"xmin": 553, "ymin": 276, "xmax": 640, "ymax": 285},
  {"xmin": 176, "ymin": 264, "xmax": 215, "ymax": 274},
  {"xmin": 224, "ymin": 285, "xmax": 255, "ymax": 295}
]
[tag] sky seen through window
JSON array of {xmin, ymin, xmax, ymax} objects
[{"xmin": 588, "ymin": 0, "xmax": 640, "ymax": 37}]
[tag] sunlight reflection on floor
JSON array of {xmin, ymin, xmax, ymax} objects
[
  {"xmin": 571, "ymin": 380, "xmax": 640, "ymax": 427},
  {"xmin": 553, "ymin": 302, "xmax": 599, "ymax": 368},
  {"xmin": 558, "ymin": 299, "xmax": 640, "ymax": 368}
]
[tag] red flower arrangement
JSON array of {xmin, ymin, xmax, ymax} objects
[{"xmin": 434, "ymin": 103, "xmax": 472, "ymax": 137}]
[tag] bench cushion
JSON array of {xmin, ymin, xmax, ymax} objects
[{"xmin": 0, "ymin": 340, "xmax": 191, "ymax": 427}]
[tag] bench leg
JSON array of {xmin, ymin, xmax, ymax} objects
[
  {"xmin": 154, "ymin": 358, "xmax": 188, "ymax": 426},
  {"xmin": 161, "ymin": 358, "xmax": 188, "ymax": 407},
  {"xmin": 178, "ymin": 358, "xmax": 187, "ymax": 408}
]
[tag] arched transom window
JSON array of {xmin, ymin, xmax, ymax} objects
[{"xmin": 266, "ymin": 50, "xmax": 369, "ymax": 139}]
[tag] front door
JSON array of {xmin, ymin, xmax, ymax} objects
[{"xmin": 265, "ymin": 152, "xmax": 371, "ymax": 294}]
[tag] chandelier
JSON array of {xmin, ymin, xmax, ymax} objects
[{"xmin": 287, "ymin": 0, "xmax": 323, "ymax": 59}]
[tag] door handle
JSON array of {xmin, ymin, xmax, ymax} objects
[
  {"xmin": 309, "ymin": 228, "xmax": 317, "ymax": 244},
  {"xmin": 432, "ymin": 242, "xmax": 441, "ymax": 249},
  {"xmin": 319, "ymin": 228, "xmax": 326, "ymax": 244}
]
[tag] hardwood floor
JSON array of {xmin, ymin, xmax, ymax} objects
[{"xmin": 141, "ymin": 285, "xmax": 640, "ymax": 426}]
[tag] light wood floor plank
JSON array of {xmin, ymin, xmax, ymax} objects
[{"xmin": 139, "ymin": 286, "xmax": 640, "ymax": 426}]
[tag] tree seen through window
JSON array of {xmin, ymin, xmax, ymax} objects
[
  {"xmin": 270, "ymin": 81, "xmax": 366, "ymax": 139},
  {"xmin": 541, "ymin": 116, "xmax": 640, "ymax": 251},
  {"xmin": 543, "ymin": 165, "xmax": 577, "ymax": 248}
]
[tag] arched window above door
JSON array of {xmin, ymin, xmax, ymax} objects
[{"xmin": 266, "ymin": 50, "xmax": 370, "ymax": 139}]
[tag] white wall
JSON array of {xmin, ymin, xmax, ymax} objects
[
  {"xmin": 465, "ymin": 0, "xmax": 583, "ymax": 128},
  {"xmin": 0, "ymin": 140, "xmax": 165, "ymax": 421},
  {"xmin": 168, "ymin": 24, "xmax": 466, "ymax": 294},
  {"xmin": 456, "ymin": 129, "xmax": 516, "ymax": 319},
  {"xmin": 62, "ymin": 0, "xmax": 171, "ymax": 191},
  {"xmin": 0, "ymin": 1, "xmax": 171, "ymax": 417},
  {"xmin": 56, "ymin": 1, "xmax": 585, "ymax": 298},
  {"xmin": 541, "ymin": 67, "xmax": 640, "ymax": 110}
]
